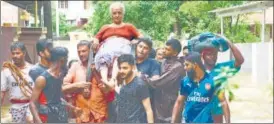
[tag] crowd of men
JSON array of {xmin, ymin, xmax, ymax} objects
[
  {"xmin": 1, "ymin": 33, "xmax": 244, "ymax": 123},
  {"xmin": 0, "ymin": 3, "xmax": 244, "ymax": 123}
]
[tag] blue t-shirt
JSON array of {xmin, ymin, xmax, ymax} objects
[
  {"xmin": 136, "ymin": 58, "xmax": 160, "ymax": 112},
  {"xmin": 29, "ymin": 63, "xmax": 48, "ymax": 82},
  {"xmin": 115, "ymin": 76, "xmax": 150, "ymax": 123},
  {"xmin": 180, "ymin": 73, "xmax": 215, "ymax": 123},
  {"xmin": 136, "ymin": 58, "xmax": 161, "ymax": 78}
]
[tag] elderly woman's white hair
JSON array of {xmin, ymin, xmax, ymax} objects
[{"xmin": 109, "ymin": 2, "xmax": 125, "ymax": 15}]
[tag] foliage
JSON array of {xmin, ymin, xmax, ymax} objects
[
  {"xmin": 179, "ymin": 1, "xmax": 220, "ymax": 38},
  {"xmin": 49, "ymin": 1, "xmax": 256, "ymax": 101},
  {"xmin": 178, "ymin": 1, "xmax": 259, "ymax": 43},
  {"xmin": 86, "ymin": 1, "xmax": 111, "ymax": 35},
  {"xmin": 85, "ymin": 1, "xmax": 182, "ymax": 46},
  {"xmin": 59, "ymin": 1, "xmax": 259, "ymax": 43},
  {"xmin": 51, "ymin": 8, "xmax": 74, "ymax": 37},
  {"xmin": 224, "ymin": 23, "xmax": 260, "ymax": 43}
]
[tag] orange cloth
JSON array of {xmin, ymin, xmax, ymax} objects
[
  {"xmin": 75, "ymin": 76, "xmax": 108, "ymax": 123},
  {"xmin": 63, "ymin": 62, "xmax": 108, "ymax": 123}
]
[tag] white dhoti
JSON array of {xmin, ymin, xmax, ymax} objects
[{"xmin": 9, "ymin": 103, "xmax": 32, "ymax": 123}]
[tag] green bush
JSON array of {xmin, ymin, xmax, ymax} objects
[{"xmin": 225, "ymin": 23, "xmax": 260, "ymax": 43}]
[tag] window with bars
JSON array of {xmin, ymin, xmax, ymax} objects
[{"xmin": 58, "ymin": 0, "xmax": 68, "ymax": 9}]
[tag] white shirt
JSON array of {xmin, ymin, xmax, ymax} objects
[{"xmin": 1, "ymin": 62, "xmax": 34, "ymax": 100}]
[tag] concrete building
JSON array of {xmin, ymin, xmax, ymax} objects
[
  {"xmin": 1, "ymin": 1, "xmax": 21, "ymax": 27},
  {"xmin": 55, "ymin": 0, "xmax": 94, "ymax": 25}
]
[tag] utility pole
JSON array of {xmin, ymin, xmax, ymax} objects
[
  {"xmin": 34, "ymin": 0, "xmax": 38, "ymax": 27},
  {"xmin": 56, "ymin": 1, "xmax": 59, "ymax": 38},
  {"xmin": 44, "ymin": 1, "xmax": 53, "ymax": 39}
]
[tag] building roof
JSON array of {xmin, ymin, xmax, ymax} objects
[
  {"xmin": 209, "ymin": 1, "xmax": 273, "ymax": 17},
  {"xmin": 3, "ymin": 1, "xmax": 43, "ymax": 14},
  {"xmin": 244, "ymin": 7, "xmax": 273, "ymax": 24}
]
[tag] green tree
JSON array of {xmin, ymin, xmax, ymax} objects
[
  {"xmin": 85, "ymin": 1, "xmax": 183, "ymax": 45},
  {"xmin": 178, "ymin": 1, "xmax": 259, "ymax": 43},
  {"xmin": 86, "ymin": 1, "xmax": 258, "ymax": 44},
  {"xmin": 86, "ymin": 1, "xmax": 111, "ymax": 35},
  {"xmin": 51, "ymin": 7, "xmax": 74, "ymax": 37}
]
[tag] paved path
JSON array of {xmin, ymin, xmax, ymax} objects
[{"xmin": 229, "ymin": 73, "xmax": 273, "ymax": 123}]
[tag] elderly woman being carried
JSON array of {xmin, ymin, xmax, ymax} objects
[{"xmin": 93, "ymin": 2, "xmax": 142, "ymax": 85}]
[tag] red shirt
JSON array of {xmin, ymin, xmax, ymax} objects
[{"xmin": 95, "ymin": 23, "xmax": 140, "ymax": 42}]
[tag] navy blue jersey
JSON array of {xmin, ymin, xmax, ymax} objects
[{"xmin": 180, "ymin": 73, "xmax": 215, "ymax": 123}]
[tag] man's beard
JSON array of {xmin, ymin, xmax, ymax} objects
[
  {"xmin": 187, "ymin": 69, "xmax": 196, "ymax": 80},
  {"xmin": 12, "ymin": 59, "xmax": 22, "ymax": 66},
  {"xmin": 121, "ymin": 71, "xmax": 133, "ymax": 80}
]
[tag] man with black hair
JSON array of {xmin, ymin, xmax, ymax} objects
[
  {"xmin": 102, "ymin": 54, "xmax": 154, "ymax": 123},
  {"xmin": 29, "ymin": 39, "xmax": 53, "ymax": 82},
  {"xmin": 63, "ymin": 40, "xmax": 92, "ymax": 94},
  {"xmin": 1, "ymin": 42, "xmax": 34, "ymax": 123},
  {"xmin": 30, "ymin": 47, "xmax": 70, "ymax": 123},
  {"xmin": 134, "ymin": 38, "xmax": 161, "ymax": 117},
  {"xmin": 142, "ymin": 38, "xmax": 185, "ymax": 123},
  {"xmin": 171, "ymin": 52, "xmax": 215, "ymax": 123},
  {"xmin": 62, "ymin": 40, "xmax": 109, "ymax": 123},
  {"xmin": 135, "ymin": 38, "xmax": 160, "ymax": 79},
  {"xmin": 29, "ymin": 39, "xmax": 79, "ymax": 122},
  {"xmin": 194, "ymin": 34, "xmax": 244, "ymax": 123}
]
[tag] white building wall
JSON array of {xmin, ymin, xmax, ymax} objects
[
  {"xmin": 1, "ymin": 1, "xmax": 18, "ymax": 26},
  {"xmin": 217, "ymin": 42, "xmax": 273, "ymax": 84}
]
